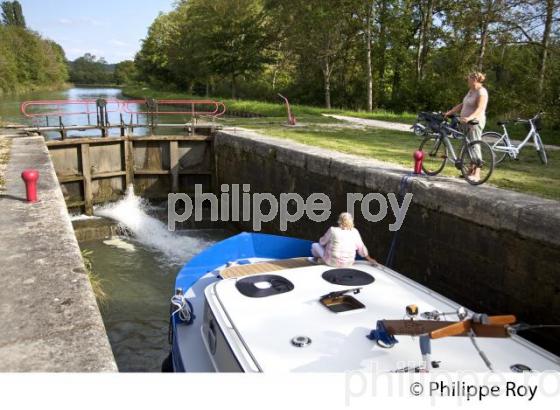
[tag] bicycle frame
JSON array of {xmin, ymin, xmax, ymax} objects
[
  {"xmin": 432, "ymin": 123, "xmax": 484, "ymax": 169},
  {"xmin": 438, "ymin": 124, "xmax": 466, "ymax": 163},
  {"xmin": 491, "ymin": 121, "xmax": 540, "ymax": 159}
]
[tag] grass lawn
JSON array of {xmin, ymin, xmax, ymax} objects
[
  {"xmin": 123, "ymin": 85, "xmax": 559, "ymax": 200},
  {"xmin": 123, "ymin": 84, "xmax": 419, "ymax": 124},
  {"xmin": 123, "ymin": 84, "xmax": 560, "ymax": 145},
  {"xmin": 0, "ymin": 137, "xmax": 12, "ymax": 189},
  {"xmin": 236, "ymin": 119, "xmax": 560, "ymax": 200}
]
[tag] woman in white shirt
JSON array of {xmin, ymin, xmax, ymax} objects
[
  {"xmin": 445, "ymin": 71, "xmax": 489, "ymax": 182},
  {"xmin": 311, "ymin": 212, "xmax": 378, "ymax": 268}
]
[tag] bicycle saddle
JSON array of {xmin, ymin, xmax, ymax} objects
[{"xmin": 497, "ymin": 120, "xmax": 508, "ymax": 126}]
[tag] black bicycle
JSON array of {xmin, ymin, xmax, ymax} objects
[{"xmin": 414, "ymin": 112, "xmax": 495, "ymax": 185}]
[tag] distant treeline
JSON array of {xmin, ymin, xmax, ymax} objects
[
  {"xmin": 0, "ymin": 1, "xmax": 68, "ymax": 94},
  {"xmin": 69, "ymin": 54, "xmax": 136, "ymax": 86},
  {"xmin": 134, "ymin": 0, "xmax": 560, "ymax": 124}
]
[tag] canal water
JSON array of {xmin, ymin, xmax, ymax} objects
[
  {"xmin": 80, "ymin": 187, "xmax": 231, "ymax": 372},
  {"xmin": 1, "ymin": 86, "xmax": 221, "ymax": 139},
  {"xmin": 0, "ymin": 88, "xmax": 233, "ymax": 371},
  {"xmin": 1, "ymin": 86, "xmax": 151, "ymax": 138},
  {"xmin": 82, "ymin": 231, "xmax": 229, "ymax": 372}
]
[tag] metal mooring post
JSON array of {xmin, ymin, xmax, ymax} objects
[
  {"xmin": 146, "ymin": 98, "xmax": 157, "ymax": 136},
  {"xmin": 96, "ymin": 98, "xmax": 108, "ymax": 137},
  {"xmin": 120, "ymin": 113, "xmax": 125, "ymax": 137},
  {"xmin": 59, "ymin": 116, "xmax": 66, "ymax": 140}
]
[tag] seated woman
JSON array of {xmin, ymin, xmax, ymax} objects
[{"xmin": 311, "ymin": 212, "xmax": 378, "ymax": 268}]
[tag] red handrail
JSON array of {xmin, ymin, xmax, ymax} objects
[
  {"xmin": 20, "ymin": 99, "xmax": 226, "ymax": 120},
  {"xmin": 20, "ymin": 99, "xmax": 123, "ymax": 118},
  {"xmin": 121, "ymin": 99, "xmax": 226, "ymax": 117}
]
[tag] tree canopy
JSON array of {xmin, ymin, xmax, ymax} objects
[
  {"xmin": 1, "ymin": 1, "xmax": 25, "ymax": 27},
  {"xmin": 69, "ymin": 53, "xmax": 113, "ymax": 85},
  {"xmin": 0, "ymin": 1, "xmax": 68, "ymax": 94},
  {"xmin": 134, "ymin": 0, "xmax": 560, "ymax": 125}
]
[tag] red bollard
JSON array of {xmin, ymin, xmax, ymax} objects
[
  {"xmin": 413, "ymin": 150, "xmax": 424, "ymax": 175},
  {"xmin": 21, "ymin": 169, "xmax": 40, "ymax": 203}
]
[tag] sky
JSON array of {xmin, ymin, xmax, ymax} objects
[{"xmin": 18, "ymin": 0, "xmax": 175, "ymax": 64}]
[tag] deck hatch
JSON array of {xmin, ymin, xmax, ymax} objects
[{"xmin": 320, "ymin": 288, "xmax": 365, "ymax": 313}]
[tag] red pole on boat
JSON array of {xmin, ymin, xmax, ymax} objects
[
  {"xmin": 21, "ymin": 169, "xmax": 39, "ymax": 203},
  {"xmin": 413, "ymin": 150, "xmax": 424, "ymax": 175}
]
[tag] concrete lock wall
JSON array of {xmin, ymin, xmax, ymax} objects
[
  {"xmin": 214, "ymin": 128, "xmax": 560, "ymax": 354},
  {"xmin": 0, "ymin": 135, "xmax": 117, "ymax": 371}
]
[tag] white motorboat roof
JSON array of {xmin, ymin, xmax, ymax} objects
[{"xmin": 206, "ymin": 261, "xmax": 560, "ymax": 373}]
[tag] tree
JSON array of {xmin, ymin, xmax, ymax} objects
[
  {"xmin": 113, "ymin": 60, "xmax": 137, "ymax": 85},
  {"xmin": 70, "ymin": 54, "xmax": 113, "ymax": 85},
  {"xmin": 133, "ymin": 0, "xmax": 560, "ymax": 124},
  {"xmin": 364, "ymin": 1, "xmax": 375, "ymax": 111},
  {"xmin": 265, "ymin": 0, "xmax": 361, "ymax": 108},
  {"xmin": 0, "ymin": 25, "xmax": 68, "ymax": 94},
  {"xmin": 1, "ymin": 1, "xmax": 26, "ymax": 27},
  {"xmin": 537, "ymin": 0, "xmax": 556, "ymax": 99},
  {"xmin": 186, "ymin": 0, "xmax": 273, "ymax": 98},
  {"xmin": 135, "ymin": 12, "xmax": 179, "ymax": 85},
  {"xmin": 414, "ymin": 0, "xmax": 435, "ymax": 80}
]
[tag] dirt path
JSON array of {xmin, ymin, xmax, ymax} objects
[
  {"xmin": 323, "ymin": 113, "xmax": 560, "ymax": 151},
  {"xmin": 322, "ymin": 114, "xmax": 412, "ymax": 132}
]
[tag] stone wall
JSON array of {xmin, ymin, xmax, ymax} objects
[
  {"xmin": 214, "ymin": 128, "xmax": 560, "ymax": 354},
  {"xmin": 0, "ymin": 135, "xmax": 117, "ymax": 371}
]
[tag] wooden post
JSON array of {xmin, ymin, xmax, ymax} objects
[
  {"xmin": 80, "ymin": 143, "xmax": 93, "ymax": 215},
  {"xmin": 124, "ymin": 137, "xmax": 134, "ymax": 188},
  {"xmin": 169, "ymin": 140, "xmax": 179, "ymax": 193}
]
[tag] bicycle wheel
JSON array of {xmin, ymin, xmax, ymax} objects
[
  {"xmin": 481, "ymin": 131, "xmax": 508, "ymax": 165},
  {"xmin": 459, "ymin": 140, "xmax": 495, "ymax": 185},
  {"xmin": 419, "ymin": 136, "xmax": 447, "ymax": 175},
  {"xmin": 535, "ymin": 134, "xmax": 548, "ymax": 165}
]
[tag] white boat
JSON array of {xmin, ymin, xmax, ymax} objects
[{"xmin": 164, "ymin": 232, "xmax": 560, "ymax": 373}]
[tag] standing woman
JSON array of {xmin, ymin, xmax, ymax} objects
[{"xmin": 445, "ymin": 71, "xmax": 489, "ymax": 182}]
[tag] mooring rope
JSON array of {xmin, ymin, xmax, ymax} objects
[
  {"xmin": 385, "ymin": 172, "xmax": 416, "ymax": 268},
  {"xmin": 170, "ymin": 294, "xmax": 195, "ymax": 325}
]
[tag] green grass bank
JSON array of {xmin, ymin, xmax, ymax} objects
[{"xmin": 123, "ymin": 85, "xmax": 559, "ymax": 200}]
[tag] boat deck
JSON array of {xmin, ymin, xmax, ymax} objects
[
  {"xmin": 207, "ymin": 262, "xmax": 560, "ymax": 372},
  {"xmin": 219, "ymin": 258, "xmax": 313, "ymax": 279}
]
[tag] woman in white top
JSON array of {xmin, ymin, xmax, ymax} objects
[
  {"xmin": 311, "ymin": 212, "xmax": 378, "ymax": 268},
  {"xmin": 445, "ymin": 71, "xmax": 489, "ymax": 182}
]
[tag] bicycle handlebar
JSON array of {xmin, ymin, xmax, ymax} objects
[{"xmin": 503, "ymin": 111, "xmax": 544, "ymax": 124}]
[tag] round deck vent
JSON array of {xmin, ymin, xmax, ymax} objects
[
  {"xmin": 322, "ymin": 268, "xmax": 375, "ymax": 286},
  {"xmin": 510, "ymin": 364, "xmax": 532, "ymax": 373},
  {"xmin": 236, "ymin": 274, "xmax": 294, "ymax": 298},
  {"xmin": 291, "ymin": 336, "xmax": 312, "ymax": 347}
]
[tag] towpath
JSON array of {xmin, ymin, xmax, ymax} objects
[{"xmin": 323, "ymin": 114, "xmax": 560, "ymax": 151}]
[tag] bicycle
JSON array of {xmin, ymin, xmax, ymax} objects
[
  {"xmin": 481, "ymin": 111, "xmax": 547, "ymax": 165},
  {"xmin": 415, "ymin": 112, "xmax": 495, "ymax": 185}
]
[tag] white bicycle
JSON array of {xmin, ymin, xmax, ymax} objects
[{"xmin": 482, "ymin": 111, "xmax": 547, "ymax": 165}]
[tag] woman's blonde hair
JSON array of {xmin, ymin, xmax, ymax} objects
[
  {"xmin": 467, "ymin": 71, "xmax": 486, "ymax": 83},
  {"xmin": 338, "ymin": 212, "xmax": 354, "ymax": 230}
]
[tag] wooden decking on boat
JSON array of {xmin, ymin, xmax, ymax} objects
[{"xmin": 219, "ymin": 258, "xmax": 313, "ymax": 279}]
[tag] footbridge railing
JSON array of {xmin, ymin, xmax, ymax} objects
[{"xmin": 20, "ymin": 98, "xmax": 226, "ymax": 139}]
